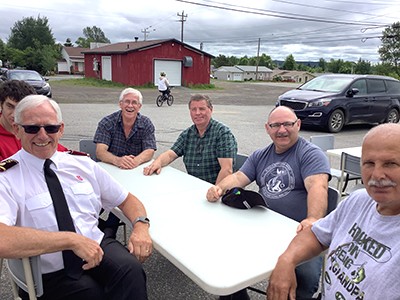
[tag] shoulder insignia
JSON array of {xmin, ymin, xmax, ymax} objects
[
  {"xmin": 66, "ymin": 150, "xmax": 90, "ymax": 157},
  {"xmin": 0, "ymin": 159, "xmax": 19, "ymax": 172}
]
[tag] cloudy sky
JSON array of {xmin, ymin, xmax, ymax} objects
[{"xmin": 1, "ymin": 0, "xmax": 399, "ymax": 63}]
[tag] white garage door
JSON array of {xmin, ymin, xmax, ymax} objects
[{"xmin": 154, "ymin": 60, "xmax": 182, "ymax": 86}]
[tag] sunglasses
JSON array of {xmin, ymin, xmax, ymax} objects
[{"xmin": 19, "ymin": 124, "xmax": 62, "ymax": 134}]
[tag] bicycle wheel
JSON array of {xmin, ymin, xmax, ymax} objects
[
  {"xmin": 167, "ymin": 95, "xmax": 174, "ymax": 106},
  {"xmin": 156, "ymin": 95, "xmax": 163, "ymax": 107}
]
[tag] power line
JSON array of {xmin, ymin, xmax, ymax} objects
[{"xmin": 176, "ymin": 0, "xmax": 387, "ymax": 26}]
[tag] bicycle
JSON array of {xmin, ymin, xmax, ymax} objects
[{"xmin": 156, "ymin": 88, "xmax": 174, "ymax": 107}]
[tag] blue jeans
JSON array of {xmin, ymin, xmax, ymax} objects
[{"xmin": 295, "ymin": 255, "xmax": 322, "ymax": 299}]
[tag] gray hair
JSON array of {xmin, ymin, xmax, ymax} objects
[
  {"xmin": 188, "ymin": 94, "xmax": 213, "ymax": 109},
  {"xmin": 119, "ymin": 88, "xmax": 143, "ymax": 104},
  {"xmin": 14, "ymin": 95, "xmax": 62, "ymax": 124}
]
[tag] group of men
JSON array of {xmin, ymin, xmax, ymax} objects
[{"xmin": 1, "ymin": 77, "xmax": 399, "ymax": 300}]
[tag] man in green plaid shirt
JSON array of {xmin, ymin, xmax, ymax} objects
[{"xmin": 143, "ymin": 94, "xmax": 237, "ymax": 184}]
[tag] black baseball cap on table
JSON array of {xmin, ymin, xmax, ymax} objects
[{"xmin": 221, "ymin": 187, "xmax": 268, "ymax": 209}]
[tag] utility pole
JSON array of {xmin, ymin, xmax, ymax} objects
[
  {"xmin": 255, "ymin": 38, "xmax": 261, "ymax": 81},
  {"xmin": 177, "ymin": 10, "xmax": 188, "ymax": 42},
  {"xmin": 141, "ymin": 26, "xmax": 155, "ymax": 41}
]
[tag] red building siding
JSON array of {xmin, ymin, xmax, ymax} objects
[{"xmin": 84, "ymin": 40, "xmax": 212, "ymax": 86}]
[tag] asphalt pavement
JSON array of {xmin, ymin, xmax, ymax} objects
[{"xmin": 0, "ymin": 81, "xmax": 372, "ymax": 300}]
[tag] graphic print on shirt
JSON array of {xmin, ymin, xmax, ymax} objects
[
  {"xmin": 324, "ymin": 222, "xmax": 392, "ymax": 300},
  {"xmin": 260, "ymin": 162, "xmax": 295, "ymax": 199}
]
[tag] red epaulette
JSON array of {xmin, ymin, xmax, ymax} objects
[
  {"xmin": 0, "ymin": 159, "xmax": 19, "ymax": 172},
  {"xmin": 66, "ymin": 150, "xmax": 90, "ymax": 157}
]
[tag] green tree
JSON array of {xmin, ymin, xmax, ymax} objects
[
  {"xmin": 354, "ymin": 58, "xmax": 372, "ymax": 74},
  {"xmin": 318, "ymin": 58, "xmax": 327, "ymax": 71},
  {"xmin": 238, "ymin": 55, "xmax": 249, "ymax": 65},
  {"xmin": 8, "ymin": 16, "xmax": 55, "ymax": 50},
  {"xmin": 64, "ymin": 38, "xmax": 73, "ymax": 47},
  {"xmin": 0, "ymin": 39, "xmax": 6, "ymax": 65},
  {"xmin": 75, "ymin": 26, "xmax": 111, "ymax": 48},
  {"xmin": 258, "ymin": 53, "xmax": 274, "ymax": 69},
  {"xmin": 282, "ymin": 54, "xmax": 296, "ymax": 70},
  {"xmin": 212, "ymin": 54, "xmax": 230, "ymax": 68},
  {"xmin": 378, "ymin": 22, "xmax": 400, "ymax": 76}
]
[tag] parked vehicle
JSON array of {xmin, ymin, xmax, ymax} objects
[
  {"xmin": 1, "ymin": 69, "xmax": 52, "ymax": 98},
  {"xmin": 276, "ymin": 74, "xmax": 400, "ymax": 132}
]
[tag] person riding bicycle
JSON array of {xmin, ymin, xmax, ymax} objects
[{"xmin": 158, "ymin": 72, "xmax": 170, "ymax": 98}]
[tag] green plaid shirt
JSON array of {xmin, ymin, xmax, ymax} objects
[{"xmin": 171, "ymin": 119, "xmax": 237, "ymax": 184}]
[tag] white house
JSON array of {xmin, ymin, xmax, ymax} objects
[
  {"xmin": 57, "ymin": 46, "xmax": 88, "ymax": 74},
  {"xmin": 214, "ymin": 65, "xmax": 272, "ymax": 81}
]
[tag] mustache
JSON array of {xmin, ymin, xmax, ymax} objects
[{"xmin": 367, "ymin": 179, "xmax": 397, "ymax": 188}]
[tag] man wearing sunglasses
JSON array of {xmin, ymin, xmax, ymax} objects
[
  {"xmin": 0, "ymin": 95, "xmax": 152, "ymax": 299},
  {"xmin": 207, "ymin": 106, "xmax": 331, "ymax": 300},
  {"xmin": 0, "ymin": 80, "xmax": 68, "ymax": 161}
]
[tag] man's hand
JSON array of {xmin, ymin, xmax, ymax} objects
[
  {"xmin": 206, "ymin": 185, "xmax": 223, "ymax": 202},
  {"xmin": 71, "ymin": 234, "xmax": 104, "ymax": 270},
  {"xmin": 266, "ymin": 257, "xmax": 297, "ymax": 300},
  {"xmin": 143, "ymin": 161, "xmax": 162, "ymax": 176},
  {"xmin": 117, "ymin": 155, "xmax": 140, "ymax": 169},
  {"xmin": 296, "ymin": 217, "xmax": 318, "ymax": 233},
  {"xmin": 128, "ymin": 223, "xmax": 153, "ymax": 263}
]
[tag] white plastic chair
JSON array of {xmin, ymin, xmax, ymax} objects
[{"xmin": 6, "ymin": 256, "xmax": 43, "ymax": 300}]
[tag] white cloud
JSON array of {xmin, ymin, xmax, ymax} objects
[{"xmin": 0, "ymin": 0, "xmax": 399, "ymax": 62}]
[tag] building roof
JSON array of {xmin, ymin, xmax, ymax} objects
[
  {"xmin": 63, "ymin": 46, "xmax": 88, "ymax": 59},
  {"xmin": 216, "ymin": 65, "xmax": 273, "ymax": 73},
  {"xmin": 236, "ymin": 65, "xmax": 272, "ymax": 72},
  {"xmin": 82, "ymin": 38, "xmax": 214, "ymax": 58}
]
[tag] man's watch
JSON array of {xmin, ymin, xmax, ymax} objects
[{"xmin": 132, "ymin": 216, "xmax": 150, "ymax": 227}]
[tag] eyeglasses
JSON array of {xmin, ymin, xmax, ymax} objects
[
  {"xmin": 18, "ymin": 124, "xmax": 61, "ymax": 134},
  {"xmin": 268, "ymin": 119, "xmax": 298, "ymax": 130},
  {"xmin": 122, "ymin": 99, "xmax": 140, "ymax": 106}
]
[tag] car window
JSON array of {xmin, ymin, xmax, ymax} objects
[
  {"xmin": 9, "ymin": 71, "xmax": 42, "ymax": 81},
  {"xmin": 350, "ymin": 79, "xmax": 367, "ymax": 95},
  {"xmin": 367, "ymin": 79, "xmax": 386, "ymax": 94},
  {"xmin": 300, "ymin": 76, "xmax": 353, "ymax": 93},
  {"xmin": 385, "ymin": 80, "xmax": 400, "ymax": 94}
]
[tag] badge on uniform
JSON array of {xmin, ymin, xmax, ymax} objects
[{"xmin": 0, "ymin": 159, "xmax": 19, "ymax": 172}]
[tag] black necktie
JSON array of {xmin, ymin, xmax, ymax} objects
[{"xmin": 43, "ymin": 159, "xmax": 82, "ymax": 279}]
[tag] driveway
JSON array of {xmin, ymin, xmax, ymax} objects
[{"xmin": 50, "ymin": 79, "xmax": 297, "ymax": 106}]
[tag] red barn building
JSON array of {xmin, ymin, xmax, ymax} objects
[{"xmin": 83, "ymin": 38, "xmax": 214, "ymax": 87}]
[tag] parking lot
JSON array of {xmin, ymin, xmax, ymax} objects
[{"xmin": 0, "ymin": 79, "xmax": 373, "ymax": 299}]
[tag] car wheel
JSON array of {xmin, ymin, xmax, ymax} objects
[
  {"xmin": 327, "ymin": 109, "xmax": 345, "ymax": 133},
  {"xmin": 385, "ymin": 108, "xmax": 399, "ymax": 123}
]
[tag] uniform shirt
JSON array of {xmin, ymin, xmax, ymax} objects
[
  {"xmin": 0, "ymin": 123, "xmax": 69, "ymax": 161},
  {"xmin": 241, "ymin": 137, "xmax": 330, "ymax": 222},
  {"xmin": 0, "ymin": 150, "xmax": 128, "ymax": 274},
  {"xmin": 93, "ymin": 111, "xmax": 156, "ymax": 157},
  {"xmin": 312, "ymin": 189, "xmax": 400, "ymax": 299},
  {"xmin": 171, "ymin": 118, "xmax": 237, "ymax": 184}
]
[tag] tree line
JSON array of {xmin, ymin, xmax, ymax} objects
[
  {"xmin": 0, "ymin": 16, "xmax": 110, "ymax": 75},
  {"xmin": 0, "ymin": 16, "xmax": 399, "ymax": 79}
]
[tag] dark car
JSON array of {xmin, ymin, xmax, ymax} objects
[
  {"xmin": 276, "ymin": 74, "xmax": 400, "ymax": 133},
  {"xmin": 1, "ymin": 69, "xmax": 52, "ymax": 98}
]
